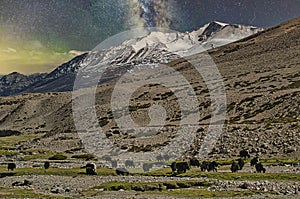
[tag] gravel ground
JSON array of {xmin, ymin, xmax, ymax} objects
[{"xmin": 0, "ymin": 174, "xmax": 299, "ymax": 198}]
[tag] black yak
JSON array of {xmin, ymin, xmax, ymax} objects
[
  {"xmin": 231, "ymin": 161, "xmax": 239, "ymax": 173},
  {"xmin": 255, "ymin": 163, "xmax": 266, "ymax": 173},
  {"xmin": 237, "ymin": 158, "xmax": 245, "ymax": 170},
  {"xmin": 250, "ymin": 157, "xmax": 259, "ymax": 166},
  {"xmin": 86, "ymin": 163, "xmax": 97, "ymax": 175},
  {"xmin": 44, "ymin": 161, "xmax": 50, "ymax": 169},
  {"xmin": 189, "ymin": 158, "xmax": 200, "ymax": 167},
  {"xmin": 171, "ymin": 162, "xmax": 190, "ymax": 174},
  {"xmin": 116, "ymin": 168, "xmax": 129, "ymax": 176},
  {"xmin": 239, "ymin": 149, "xmax": 250, "ymax": 159},
  {"xmin": 7, "ymin": 163, "xmax": 16, "ymax": 171}
]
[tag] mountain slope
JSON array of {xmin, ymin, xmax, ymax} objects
[
  {"xmin": 0, "ymin": 72, "xmax": 46, "ymax": 96},
  {"xmin": 0, "ymin": 17, "xmax": 298, "ymax": 159},
  {"xmin": 0, "ymin": 21, "xmax": 262, "ymax": 96}
]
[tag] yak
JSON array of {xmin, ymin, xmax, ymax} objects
[
  {"xmin": 44, "ymin": 161, "xmax": 50, "ymax": 169},
  {"xmin": 86, "ymin": 163, "xmax": 97, "ymax": 175},
  {"xmin": 7, "ymin": 163, "xmax": 16, "ymax": 171},
  {"xmin": 142, "ymin": 163, "xmax": 153, "ymax": 172},
  {"xmin": 171, "ymin": 162, "xmax": 190, "ymax": 174},
  {"xmin": 237, "ymin": 158, "xmax": 245, "ymax": 170},
  {"xmin": 125, "ymin": 160, "xmax": 134, "ymax": 168},
  {"xmin": 231, "ymin": 161, "xmax": 239, "ymax": 173},
  {"xmin": 201, "ymin": 161, "xmax": 218, "ymax": 172},
  {"xmin": 239, "ymin": 149, "xmax": 250, "ymax": 159},
  {"xmin": 255, "ymin": 163, "xmax": 266, "ymax": 173},
  {"xmin": 250, "ymin": 157, "xmax": 259, "ymax": 166},
  {"xmin": 189, "ymin": 158, "xmax": 200, "ymax": 167},
  {"xmin": 116, "ymin": 168, "xmax": 129, "ymax": 176}
]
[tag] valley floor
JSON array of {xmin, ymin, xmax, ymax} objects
[{"xmin": 0, "ymin": 163, "xmax": 299, "ymax": 198}]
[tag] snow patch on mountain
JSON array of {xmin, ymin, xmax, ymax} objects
[{"xmin": 0, "ymin": 21, "xmax": 263, "ymax": 96}]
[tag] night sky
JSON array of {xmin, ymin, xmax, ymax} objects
[{"xmin": 0, "ymin": 0, "xmax": 300, "ymax": 73}]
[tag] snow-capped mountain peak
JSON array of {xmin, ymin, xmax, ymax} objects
[{"xmin": 0, "ymin": 21, "xmax": 264, "ymax": 96}]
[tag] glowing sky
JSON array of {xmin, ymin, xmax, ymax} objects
[{"xmin": 0, "ymin": 0, "xmax": 300, "ymax": 74}]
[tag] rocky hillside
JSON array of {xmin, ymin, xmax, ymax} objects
[
  {"xmin": 0, "ymin": 72, "xmax": 46, "ymax": 96},
  {"xmin": 0, "ymin": 22, "xmax": 262, "ymax": 96},
  {"xmin": 0, "ymin": 17, "xmax": 299, "ymax": 160}
]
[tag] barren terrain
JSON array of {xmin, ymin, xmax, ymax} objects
[{"xmin": 0, "ymin": 17, "xmax": 299, "ymax": 198}]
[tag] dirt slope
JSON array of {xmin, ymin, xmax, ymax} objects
[{"xmin": 0, "ymin": 17, "xmax": 299, "ymax": 159}]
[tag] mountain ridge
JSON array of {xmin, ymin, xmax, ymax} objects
[{"xmin": 0, "ymin": 21, "xmax": 263, "ymax": 96}]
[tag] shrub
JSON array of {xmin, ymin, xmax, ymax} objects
[
  {"xmin": 48, "ymin": 154, "xmax": 67, "ymax": 160},
  {"xmin": 71, "ymin": 154, "xmax": 95, "ymax": 160}
]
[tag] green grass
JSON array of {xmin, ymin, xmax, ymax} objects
[
  {"xmin": 84, "ymin": 181, "xmax": 268, "ymax": 198},
  {"xmin": 145, "ymin": 167, "xmax": 300, "ymax": 181},
  {"xmin": 20, "ymin": 149, "xmax": 55, "ymax": 161},
  {"xmin": 94, "ymin": 180, "xmax": 211, "ymax": 191},
  {"xmin": 71, "ymin": 154, "xmax": 95, "ymax": 160},
  {"xmin": 48, "ymin": 154, "xmax": 68, "ymax": 160},
  {"xmin": 0, "ymin": 167, "xmax": 115, "ymax": 177},
  {"xmin": 215, "ymin": 158, "xmax": 250, "ymax": 166},
  {"xmin": 0, "ymin": 187, "xmax": 68, "ymax": 198},
  {"xmin": 0, "ymin": 149, "xmax": 19, "ymax": 157},
  {"xmin": 260, "ymin": 158, "xmax": 299, "ymax": 165},
  {"xmin": 83, "ymin": 188, "xmax": 268, "ymax": 198},
  {"xmin": 0, "ymin": 134, "xmax": 44, "ymax": 148},
  {"xmin": 150, "ymin": 189, "xmax": 266, "ymax": 198}
]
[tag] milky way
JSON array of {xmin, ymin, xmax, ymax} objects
[
  {"xmin": 0, "ymin": 0, "xmax": 299, "ymax": 74},
  {"xmin": 0, "ymin": 0, "xmax": 300, "ymax": 51},
  {"xmin": 126, "ymin": 0, "xmax": 171, "ymax": 29}
]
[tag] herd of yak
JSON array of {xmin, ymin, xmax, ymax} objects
[
  {"xmin": 166, "ymin": 149, "xmax": 266, "ymax": 175},
  {"xmin": 5, "ymin": 150, "xmax": 266, "ymax": 176}
]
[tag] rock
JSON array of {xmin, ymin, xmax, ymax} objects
[
  {"xmin": 239, "ymin": 182, "xmax": 251, "ymax": 189},
  {"xmin": 12, "ymin": 179, "xmax": 32, "ymax": 187},
  {"xmin": 286, "ymin": 147, "xmax": 296, "ymax": 153},
  {"xmin": 261, "ymin": 143, "xmax": 269, "ymax": 149},
  {"xmin": 65, "ymin": 188, "xmax": 71, "ymax": 192},
  {"xmin": 51, "ymin": 186, "xmax": 65, "ymax": 194}
]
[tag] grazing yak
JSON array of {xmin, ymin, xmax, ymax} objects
[
  {"xmin": 125, "ymin": 160, "xmax": 134, "ymax": 168},
  {"xmin": 142, "ymin": 163, "xmax": 153, "ymax": 172},
  {"xmin": 255, "ymin": 163, "xmax": 266, "ymax": 173},
  {"xmin": 156, "ymin": 155, "xmax": 164, "ymax": 162},
  {"xmin": 189, "ymin": 158, "xmax": 200, "ymax": 167},
  {"xmin": 102, "ymin": 155, "xmax": 112, "ymax": 162},
  {"xmin": 200, "ymin": 161, "xmax": 208, "ymax": 172},
  {"xmin": 7, "ymin": 163, "xmax": 16, "ymax": 171},
  {"xmin": 86, "ymin": 163, "xmax": 97, "ymax": 175},
  {"xmin": 239, "ymin": 149, "xmax": 250, "ymax": 159},
  {"xmin": 116, "ymin": 168, "xmax": 129, "ymax": 176},
  {"xmin": 250, "ymin": 157, "xmax": 259, "ymax": 166},
  {"xmin": 231, "ymin": 159, "xmax": 245, "ymax": 172},
  {"xmin": 231, "ymin": 161, "xmax": 240, "ymax": 173},
  {"xmin": 200, "ymin": 161, "xmax": 218, "ymax": 172},
  {"xmin": 111, "ymin": 160, "xmax": 117, "ymax": 168},
  {"xmin": 250, "ymin": 157, "xmax": 266, "ymax": 173},
  {"xmin": 207, "ymin": 161, "xmax": 218, "ymax": 172},
  {"xmin": 171, "ymin": 162, "xmax": 190, "ymax": 174},
  {"xmin": 44, "ymin": 161, "xmax": 50, "ymax": 169},
  {"xmin": 237, "ymin": 158, "xmax": 245, "ymax": 170},
  {"xmin": 156, "ymin": 154, "xmax": 170, "ymax": 162}
]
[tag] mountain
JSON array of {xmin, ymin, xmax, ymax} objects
[
  {"xmin": 0, "ymin": 17, "xmax": 299, "ymax": 159},
  {"xmin": 0, "ymin": 21, "xmax": 262, "ymax": 96},
  {"xmin": 0, "ymin": 72, "xmax": 47, "ymax": 96}
]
